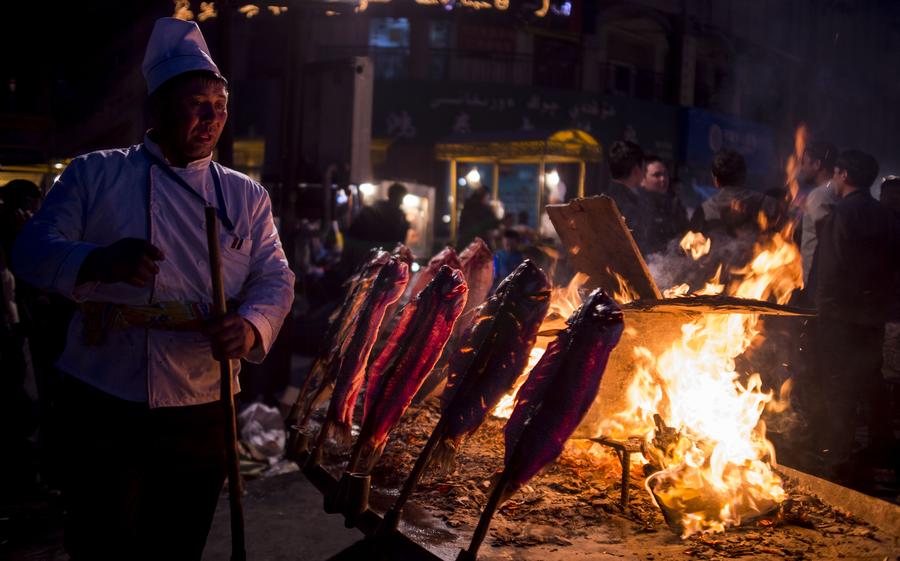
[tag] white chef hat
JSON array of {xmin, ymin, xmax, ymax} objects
[{"xmin": 142, "ymin": 17, "xmax": 224, "ymax": 94}]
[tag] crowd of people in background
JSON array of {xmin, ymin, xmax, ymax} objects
[{"xmin": 602, "ymin": 138, "xmax": 900, "ymax": 488}]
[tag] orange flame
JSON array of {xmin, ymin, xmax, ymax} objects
[
  {"xmin": 785, "ymin": 124, "xmax": 808, "ymax": 204},
  {"xmin": 663, "ymin": 283, "xmax": 691, "ymax": 299},
  {"xmin": 601, "ymin": 226, "xmax": 802, "ymax": 536},
  {"xmin": 663, "ymin": 264, "xmax": 724, "ymax": 299},
  {"xmin": 680, "ymin": 231, "xmax": 711, "ymax": 260},
  {"xmin": 611, "ymin": 270, "xmax": 640, "ymax": 304},
  {"xmin": 492, "ymin": 226, "xmax": 802, "ymax": 537},
  {"xmin": 491, "ymin": 273, "xmax": 587, "ymax": 418},
  {"xmin": 695, "ymin": 265, "xmax": 725, "ymax": 296}
]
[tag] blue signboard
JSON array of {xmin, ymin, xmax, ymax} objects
[{"xmin": 682, "ymin": 108, "xmax": 775, "ymax": 175}]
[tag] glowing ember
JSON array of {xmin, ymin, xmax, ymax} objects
[
  {"xmin": 601, "ymin": 226, "xmax": 802, "ymax": 537},
  {"xmin": 680, "ymin": 231, "xmax": 711, "ymax": 260}
]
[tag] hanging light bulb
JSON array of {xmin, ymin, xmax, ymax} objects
[
  {"xmin": 466, "ymin": 168, "xmax": 482, "ymax": 186},
  {"xmin": 545, "ymin": 169, "xmax": 560, "ymax": 188}
]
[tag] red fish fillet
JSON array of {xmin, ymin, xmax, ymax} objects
[
  {"xmin": 406, "ymin": 246, "xmax": 461, "ymax": 301},
  {"xmin": 502, "ymin": 289, "xmax": 624, "ymax": 494},
  {"xmin": 351, "ymin": 265, "xmax": 468, "ymax": 472},
  {"xmin": 455, "ymin": 237, "xmax": 494, "ymax": 336},
  {"xmin": 287, "ymin": 250, "xmax": 391, "ymax": 427},
  {"xmin": 320, "ymin": 257, "xmax": 409, "ymax": 445}
]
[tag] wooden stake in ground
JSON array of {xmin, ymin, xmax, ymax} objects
[{"xmin": 205, "ymin": 206, "xmax": 247, "ymax": 561}]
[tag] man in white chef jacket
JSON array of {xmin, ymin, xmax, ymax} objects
[{"xmin": 12, "ymin": 18, "xmax": 294, "ymax": 560}]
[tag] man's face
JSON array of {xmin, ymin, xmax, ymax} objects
[
  {"xmin": 159, "ymin": 76, "xmax": 228, "ymax": 162},
  {"xmin": 799, "ymin": 153, "xmax": 821, "ymax": 184},
  {"xmin": 641, "ymin": 161, "xmax": 668, "ymax": 193},
  {"xmin": 832, "ymin": 167, "xmax": 851, "ymax": 197}
]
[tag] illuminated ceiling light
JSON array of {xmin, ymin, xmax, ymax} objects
[
  {"xmin": 465, "ymin": 168, "xmax": 481, "ymax": 186},
  {"xmin": 359, "ymin": 182, "xmax": 376, "ymax": 197},
  {"xmin": 402, "ymin": 193, "xmax": 420, "ymax": 208},
  {"xmin": 53, "ymin": 162, "xmax": 64, "ymax": 170},
  {"xmin": 441, "ymin": 214, "xmax": 451, "ymax": 223}
]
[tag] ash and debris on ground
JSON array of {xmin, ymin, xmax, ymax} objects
[{"xmin": 371, "ymin": 400, "xmax": 897, "ymax": 560}]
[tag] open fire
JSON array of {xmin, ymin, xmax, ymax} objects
[{"xmin": 491, "ymin": 226, "xmax": 803, "ymax": 537}]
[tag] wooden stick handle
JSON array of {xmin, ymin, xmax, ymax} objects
[
  {"xmin": 205, "ymin": 206, "xmax": 247, "ymax": 561},
  {"xmin": 459, "ymin": 468, "xmax": 511, "ymax": 561},
  {"xmin": 381, "ymin": 416, "xmax": 446, "ymax": 532}
]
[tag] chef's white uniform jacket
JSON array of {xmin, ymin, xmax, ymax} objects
[{"xmin": 13, "ymin": 135, "xmax": 295, "ymax": 408}]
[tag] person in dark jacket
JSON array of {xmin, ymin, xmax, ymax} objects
[
  {"xmin": 606, "ymin": 140, "xmax": 652, "ymax": 252},
  {"xmin": 348, "ymin": 182, "xmax": 410, "ymax": 246},
  {"xmin": 877, "ymin": 176, "xmax": 900, "ymax": 447},
  {"xmin": 689, "ymin": 148, "xmax": 784, "ymax": 237},
  {"xmin": 808, "ymin": 150, "xmax": 900, "ymax": 483},
  {"xmin": 340, "ymin": 182, "xmax": 411, "ymax": 279},
  {"xmin": 457, "ymin": 186, "xmax": 499, "ymax": 250},
  {"xmin": 640, "ymin": 155, "xmax": 688, "ymax": 254}
]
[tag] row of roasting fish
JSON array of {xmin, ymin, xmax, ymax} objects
[{"xmin": 285, "ymin": 239, "xmax": 625, "ymax": 560}]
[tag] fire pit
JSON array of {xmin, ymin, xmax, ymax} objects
[{"xmin": 294, "ymin": 294, "xmax": 898, "ymax": 560}]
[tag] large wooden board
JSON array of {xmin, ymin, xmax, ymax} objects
[{"xmin": 546, "ymin": 196, "xmax": 661, "ymax": 300}]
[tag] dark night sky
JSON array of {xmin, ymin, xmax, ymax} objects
[
  {"xmin": 3, "ymin": 1, "xmax": 900, "ymax": 173},
  {"xmin": 1, "ymin": 1, "xmax": 171, "ymax": 119}
]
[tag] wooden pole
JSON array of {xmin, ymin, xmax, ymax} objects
[
  {"xmin": 491, "ymin": 160, "xmax": 500, "ymax": 201},
  {"xmin": 578, "ymin": 160, "xmax": 586, "ymax": 198},
  {"xmin": 379, "ymin": 417, "xmax": 447, "ymax": 534},
  {"xmin": 449, "ymin": 159, "xmax": 458, "ymax": 245},
  {"xmin": 537, "ymin": 158, "xmax": 546, "ymax": 229},
  {"xmin": 205, "ymin": 207, "xmax": 246, "ymax": 561},
  {"xmin": 456, "ymin": 468, "xmax": 512, "ymax": 561}
]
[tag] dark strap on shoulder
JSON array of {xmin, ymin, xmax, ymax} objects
[{"xmin": 142, "ymin": 147, "xmax": 235, "ymax": 232}]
